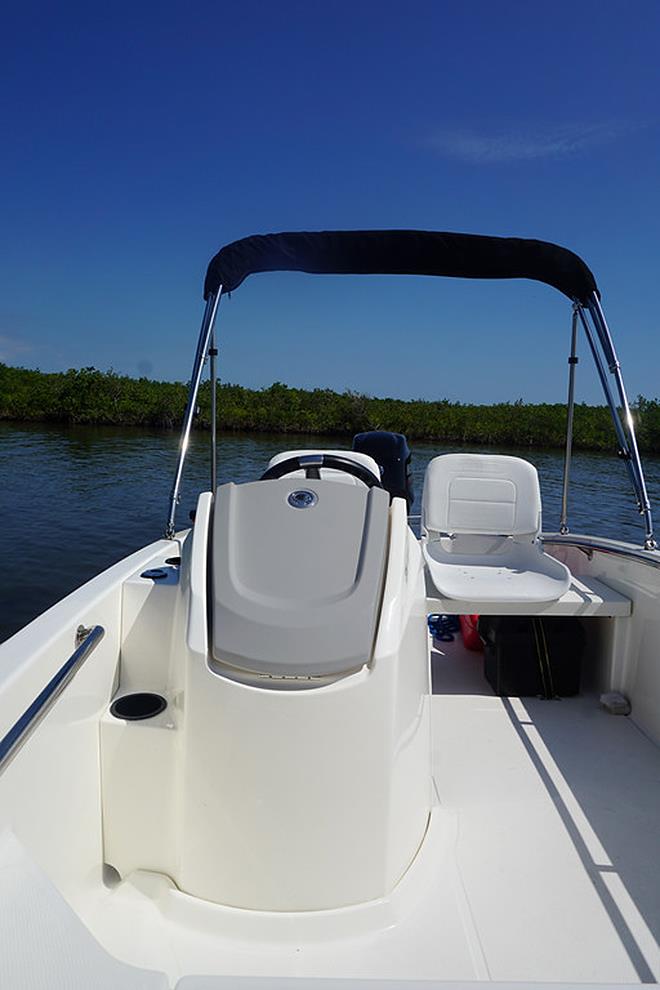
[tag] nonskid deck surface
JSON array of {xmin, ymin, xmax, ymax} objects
[
  {"xmin": 430, "ymin": 640, "xmax": 659, "ymax": 984},
  {"xmin": 59, "ymin": 639, "xmax": 658, "ymax": 986}
]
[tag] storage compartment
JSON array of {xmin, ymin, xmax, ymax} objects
[
  {"xmin": 210, "ymin": 479, "xmax": 389, "ymax": 678},
  {"xmin": 478, "ymin": 616, "xmax": 584, "ymax": 697}
]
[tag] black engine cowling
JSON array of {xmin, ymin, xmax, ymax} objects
[{"xmin": 352, "ymin": 431, "xmax": 414, "ymax": 509}]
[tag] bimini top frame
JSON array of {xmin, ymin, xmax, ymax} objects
[{"xmin": 165, "ymin": 229, "xmax": 655, "ymax": 549}]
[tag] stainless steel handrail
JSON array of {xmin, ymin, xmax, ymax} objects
[
  {"xmin": 543, "ymin": 533, "xmax": 660, "ymax": 569},
  {"xmin": 0, "ymin": 624, "xmax": 105, "ymax": 774}
]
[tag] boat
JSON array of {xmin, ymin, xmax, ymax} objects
[{"xmin": 1, "ymin": 229, "xmax": 658, "ymax": 988}]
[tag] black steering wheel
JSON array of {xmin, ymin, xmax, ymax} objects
[{"xmin": 260, "ymin": 454, "xmax": 383, "ymax": 489}]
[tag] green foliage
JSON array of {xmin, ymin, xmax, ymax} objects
[
  {"xmin": 0, "ymin": 363, "xmax": 187, "ymax": 428},
  {"xmin": 1, "ymin": 363, "xmax": 659, "ymax": 452}
]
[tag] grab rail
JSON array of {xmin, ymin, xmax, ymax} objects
[
  {"xmin": 543, "ymin": 533, "xmax": 660, "ymax": 568},
  {"xmin": 0, "ymin": 624, "xmax": 105, "ymax": 774}
]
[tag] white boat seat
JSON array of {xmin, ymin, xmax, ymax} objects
[
  {"xmin": 267, "ymin": 448, "xmax": 381, "ymax": 485},
  {"xmin": 421, "ymin": 453, "xmax": 571, "ymax": 604}
]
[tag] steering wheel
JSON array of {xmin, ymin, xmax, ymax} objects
[{"xmin": 259, "ymin": 454, "xmax": 383, "ymax": 489}]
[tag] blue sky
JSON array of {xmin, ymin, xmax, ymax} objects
[{"xmin": 1, "ymin": 0, "xmax": 658, "ymax": 403}]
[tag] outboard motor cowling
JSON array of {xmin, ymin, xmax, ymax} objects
[{"xmin": 352, "ymin": 431, "xmax": 414, "ymax": 508}]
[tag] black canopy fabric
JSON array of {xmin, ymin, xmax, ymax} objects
[{"xmin": 204, "ymin": 230, "xmax": 598, "ymax": 303}]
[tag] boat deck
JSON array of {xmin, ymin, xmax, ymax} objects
[
  {"xmin": 429, "ymin": 639, "xmax": 659, "ymax": 984},
  {"xmin": 62, "ymin": 638, "xmax": 658, "ymax": 986},
  {"xmin": 4, "ymin": 639, "xmax": 658, "ymax": 987}
]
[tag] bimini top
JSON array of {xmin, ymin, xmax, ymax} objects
[{"xmin": 204, "ymin": 229, "xmax": 598, "ymax": 303}]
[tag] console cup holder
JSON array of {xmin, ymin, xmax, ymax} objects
[{"xmin": 110, "ymin": 692, "xmax": 167, "ymax": 721}]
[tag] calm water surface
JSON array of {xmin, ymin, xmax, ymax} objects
[{"xmin": 2, "ymin": 422, "xmax": 659, "ymax": 642}]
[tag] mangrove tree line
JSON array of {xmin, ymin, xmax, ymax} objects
[{"xmin": 1, "ymin": 362, "xmax": 660, "ymax": 453}]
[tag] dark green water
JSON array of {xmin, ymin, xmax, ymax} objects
[{"xmin": 1, "ymin": 422, "xmax": 658, "ymax": 642}]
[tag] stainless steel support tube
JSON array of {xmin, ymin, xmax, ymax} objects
[
  {"xmin": 559, "ymin": 307, "xmax": 579, "ymax": 534},
  {"xmin": 576, "ymin": 306, "xmax": 630, "ymax": 456},
  {"xmin": 165, "ymin": 289, "xmax": 222, "ymax": 539},
  {"xmin": 210, "ymin": 328, "xmax": 217, "ymax": 494},
  {"xmin": 587, "ymin": 293, "xmax": 655, "ymax": 547},
  {"xmin": 578, "ymin": 297, "xmax": 655, "ymax": 549}
]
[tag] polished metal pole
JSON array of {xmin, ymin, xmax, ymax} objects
[
  {"xmin": 587, "ymin": 293, "xmax": 655, "ymax": 548},
  {"xmin": 559, "ymin": 306, "xmax": 579, "ymax": 534},
  {"xmin": 0, "ymin": 625, "xmax": 105, "ymax": 773},
  {"xmin": 210, "ymin": 329, "xmax": 217, "ymax": 493},
  {"xmin": 578, "ymin": 299, "xmax": 655, "ymax": 549},
  {"xmin": 165, "ymin": 289, "xmax": 222, "ymax": 539},
  {"xmin": 576, "ymin": 305, "xmax": 632, "ymax": 468}
]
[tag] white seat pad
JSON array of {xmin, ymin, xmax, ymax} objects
[{"xmin": 423, "ymin": 538, "xmax": 572, "ymax": 603}]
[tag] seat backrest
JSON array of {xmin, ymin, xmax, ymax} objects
[
  {"xmin": 267, "ymin": 449, "xmax": 381, "ymax": 485},
  {"xmin": 422, "ymin": 453, "xmax": 541, "ymax": 539}
]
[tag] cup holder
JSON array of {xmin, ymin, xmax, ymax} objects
[{"xmin": 110, "ymin": 692, "xmax": 167, "ymax": 721}]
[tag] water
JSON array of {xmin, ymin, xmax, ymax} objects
[{"xmin": 1, "ymin": 422, "xmax": 658, "ymax": 643}]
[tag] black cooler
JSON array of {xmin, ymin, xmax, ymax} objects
[{"xmin": 478, "ymin": 616, "xmax": 585, "ymax": 698}]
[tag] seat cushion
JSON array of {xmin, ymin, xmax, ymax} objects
[{"xmin": 424, "ymin": 539, "xmax": 572, "ymax": 603}]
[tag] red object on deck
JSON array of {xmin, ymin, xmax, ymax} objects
[{"xmin": 459, "ymin": 614, "xmax": 482, "ymax": 651}]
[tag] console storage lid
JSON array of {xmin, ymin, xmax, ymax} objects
[{"xmin": 211, "ymin": 479, "xmax": 390, "ymax": 677}]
